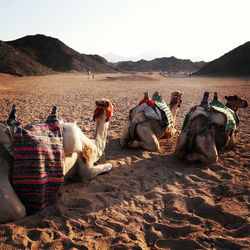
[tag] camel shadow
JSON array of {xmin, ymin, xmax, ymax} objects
[{"xmin": 12, "ymin": 137, "xmax": 248, "ymax": 250}]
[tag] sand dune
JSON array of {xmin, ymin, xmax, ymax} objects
[{"xmin": 0, "ymin": 73, "xmax": 249, "ymax": 249}]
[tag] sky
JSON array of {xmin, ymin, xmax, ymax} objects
[{"xmin": 1, "ymin": 0, "xmax": 249, "ymax": 62}]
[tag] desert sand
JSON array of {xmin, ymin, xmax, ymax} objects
[{"xmin": 0, "ymin": 73, "xmax": 249, "ymax": 249}]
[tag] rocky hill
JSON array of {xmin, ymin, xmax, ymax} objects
[
  {"xmin": 0, "ymin": 41, "xmax": 52, "ymax": 76},
  {"xmin": 195, "ymin": 42, "xmax": 250, "ymax": 76},
  {"xmin": 1, "ymin": 34, "xmax": 119, "ymax": 76},
  {"xmin": 117, "ymin": 56, "xmax": 206, "ymax": 73}
]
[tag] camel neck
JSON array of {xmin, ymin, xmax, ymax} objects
[
  {"xmin": 94, "ymin": 119, "xmax": 109, "ymax": 157},
  {"xmin": 169, "ymin": 104, "xmax": 179, "ymax": 122}
]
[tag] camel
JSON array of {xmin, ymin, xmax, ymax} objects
[
  {"xmin": 174, "ymin": 92, "xmax": 248, "ymax": 164},
  {"xmin": 120, "ymin": 91, "xmax": 183, "ymax": 151},
  {"xmin": 0, "ymin": 99, "xmax": 114, "ymax": 223}
]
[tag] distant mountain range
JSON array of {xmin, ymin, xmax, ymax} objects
[
  {"xmin": 116, "ymin": 57, "xmax": 206, "ymax": 73},
  {"xmin": 195, "ymin": 42, "xmax": 250, "ymax": 76},
  {"xmin": 1, "ymin": 34, "xmax": 119, "ymax": 76},
  {"xmin": 103, "ymin": 49, "xmax": 172, "ymax": 63},
  {"xmin": 0, "ymin": 34, "xmax": 249, "ymax": 76}
]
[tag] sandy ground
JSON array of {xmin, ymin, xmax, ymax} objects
[{"xmin": 0, "ymin": 73, "xmax": 249, "ymax": 249}]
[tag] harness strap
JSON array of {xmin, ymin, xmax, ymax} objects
[
  {"xmin": 226, "ymin": 101, "xmax": 240, "ymax": 112},
  {"xmin": 93, "ymin": 105, "xmax": 113, "ymax": 122}
]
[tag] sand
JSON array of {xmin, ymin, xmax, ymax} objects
[{"xmin": 0, "ymin": 73, "xmax": 249, "ymax": 249}]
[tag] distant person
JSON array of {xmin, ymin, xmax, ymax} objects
[{"xmin": 87, "ymin": 67, "xmax": 91, "ymax": 79}]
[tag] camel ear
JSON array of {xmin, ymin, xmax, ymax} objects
[
  {"xmin": 234, "ymin": 95, "xmax": 237, "ymax": 100},
  {"xmin": 225, "ymin": 96, "xmax": 228, "ymax": 100}
]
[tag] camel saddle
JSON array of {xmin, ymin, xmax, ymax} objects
[
  {"xmin": 182, "ymin": 100, "xmax": 239, "ymax": 132},
  {"xmin": 210, "ymin": 99, "xmax": 239, "ymax": 131},
  {"xmin": 151, "ymin": 94, "xmax": 173, "ymax": 128},
  {"xmin": 12, "ymin": 119, "xmax": 64, "ymax": 213},
  {"xmin": 128, "ymin": 95, "xmax": 173, "ymax": 140}
]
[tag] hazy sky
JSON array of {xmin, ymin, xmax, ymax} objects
[{"xmin": 1, "ymin": 0, "xmax": 249, "ymax": 61}]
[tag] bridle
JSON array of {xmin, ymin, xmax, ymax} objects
[
  {"xmin": 93, "ymin": 103, "xmax": 115, "ymax": 122},
  {"xmin": 226, "ymin": 101, "xmax": 241, "ymax": 112},
  {"xmin": 170, "ymin": 94, "xmax": 183, "ymax": 107}
]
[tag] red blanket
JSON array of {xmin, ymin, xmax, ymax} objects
[{"xmin": 12, "ymin": 121, "xmax": 64, "ymax": 213}]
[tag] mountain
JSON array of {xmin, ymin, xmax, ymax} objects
[
  {"xmin": 1, "ymin": 34, "xmax": 119, "ymax": 76},
  {"xmin": 195, "ymin": 42, "xmax": 250, "ymax": 76},
  {"xmin": 103, "ymin": 53, "xmax": 128, "ymax": 63},
  {"xmin": 103, "ymin": 49, "xmax": 171, "ymax": 63},
  {"xmin": 117, "ymin": 56, "xmax": 206, "ymax": 73},
  {"xmin": 0, "ymin": 40, "xmax": 53, "ymax": 76}
]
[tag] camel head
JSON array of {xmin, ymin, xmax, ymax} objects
[
  {"xmin": 93, "ymin": 99, "xmax": 114, "ymax": 122},
  {"xmin": 225, "ymin": 95, "xmax": 248, "ymax": 111},
  {"xmin": 170, "ymin": 91, "xmax": 183, "ymax": 107}
]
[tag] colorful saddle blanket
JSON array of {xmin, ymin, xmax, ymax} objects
[
  {"xmin": 12, "ymin": 121, "xmax": 64, "ymax": 213},
  {"xmin": 152, "ymin": 94, "xmax": 173, "ymax": 128},
  {"xmin": 210, "ymin": 99, "xmax": 239, "ymax": 130}
]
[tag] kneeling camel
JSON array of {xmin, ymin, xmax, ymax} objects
[
  {"xmin": 120, "ymin": 91, "xmax": 183, "ymax": 151},
  {"xmin": 174, "ymin": 92, "xmax": 248, "ymax": 164},
  {"xmin": 0, "ymin": 99, "xmax": 114, "ymax": 223}
]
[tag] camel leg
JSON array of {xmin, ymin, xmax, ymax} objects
[
  {"xmin": 63, "ymin": 152, "xmax": 78, "ymax": 183},
  {"xmin": 187, "ymin": 133, "xmax": 218, "ymax": 164},
  {"xmin": 128, "ymin": 138, "xmax": 160, "ymax": 151},
  {"xmin": 128, "ymin": 124, "xmax": 160, "ymax": 151},
  {"xmin": 226, "ymin": 131, "xmax": 237, "ymax": 149},
  {"xmin": 174, "ymin": 130, "xmax": 188, "ymax": 159},
  {"xmin": 77, "ymin": 157, "xmax": 112, "ymax": 183},
  {"xmin": 186, "ymin": 152, "xmax": 210, "ymax": 163},
  {"xmin": 0, "ymin": 158, "xmax": 26, "ymax": 223},
  {"xmin": 120, "ymin": 123, "xmax": 130, "ymax": 148}
]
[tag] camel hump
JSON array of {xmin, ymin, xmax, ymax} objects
[{"xmin": 182, "ymin": 106, "xmax": 209, "ymax": 130}]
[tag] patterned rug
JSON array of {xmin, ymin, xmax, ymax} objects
[
  {"xmin": 12, "ymin": 121, "xmax": 64, "ymax": 213},
  {"xmin": 152, "ymin": 94, "xmax": 173, "ymax": 128}
]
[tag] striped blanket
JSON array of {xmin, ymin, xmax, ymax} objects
[
  {"xmin": 12, "ymin": 121, "xmax": 64, "ymax": 213},
  {"xmin": 152, "ymin": 95, "xmax": 173, "ymax": 128},
  {"xmin": 210, "ymin": 99, "xmax": 239, "ymax": 130}
]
